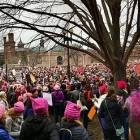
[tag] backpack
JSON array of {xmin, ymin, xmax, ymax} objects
[{"xmin": 59, "ymin": 126, "xmax": 76, "ymax": 140}]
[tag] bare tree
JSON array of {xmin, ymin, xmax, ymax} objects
[{"xmin": 0, "ymin": 0, "xmax": 140, "ymax": 82}]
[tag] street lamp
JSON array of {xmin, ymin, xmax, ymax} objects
[
  {"xmin": 5, "ymin": 46, "xmax": 11, "ymax": 82},
  {"xmin": 62, "ymin": 28, "xmax": 73, "ymax": 80}
]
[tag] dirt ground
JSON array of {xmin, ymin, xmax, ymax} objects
[{"xmin": 88, "ymin": 114, "xmax": 104, "ymax": 140}]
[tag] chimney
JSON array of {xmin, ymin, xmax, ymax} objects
[
  {"xmin": 3, "ymin": 37, "xmax": 6, "ymax": 44},
  {"xmin": 8, "ymin": 33, "xmax": 14, "ymax": 42}
]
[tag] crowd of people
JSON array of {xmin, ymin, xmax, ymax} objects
[{"xmin": 0, "ymin": 63, "xmax": 140, "ymax": 140}]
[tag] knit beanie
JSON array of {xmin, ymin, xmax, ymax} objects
[
  {"xmin": 30, "ymin": 97, "xmax": 48, "ymax": 115},
  {"xmin": 117, "ymin": 80, "xmax": 126, "ymax": 90},
  {"xmin": 14, "ymin": 101, "xmax": 25, "ymax": 113},
  {"xmin": 64, "ymin": 101, "xmax": 81, "ymax": 120},
  {"xmin": 99, "ymin": 85, "xmax": 106, "ymax": 94},
  {"xmin": 0, "ymin": 104, "xmax": 5, "ymax": 119}
]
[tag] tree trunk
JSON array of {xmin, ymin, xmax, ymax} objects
[{"xmin": 111, "ymin": 62, "xmax": 126, "ymax": 86}]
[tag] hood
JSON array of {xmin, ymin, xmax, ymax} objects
[
  {"xmin": 23, "ymin": 115, "xmax": 47, "ymax": 135},
  {"xmin": 61, "ymin": 122, "xmax": 77, "ymax": 129},
  {"xmin": 105, "ymin": 98, "xmax": 118, "ymax": 109},
  {"xmin": 116, "ymin": 89, "xmax": 125, "ymax": 96}
]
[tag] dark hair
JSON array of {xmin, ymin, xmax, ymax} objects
[
  {"xmin": 25, "ymin": 99, "xmax": 32, "ymax": 108},
  {"xmin": 61, "ymin": 84, "xmax": 66, "ymax": 90},
  {"xmin": 32, "ymin": 89, "xmax": 37, "ymax": 94},
  {"xmin": 106, "ymin": 86, "xmax": 117, "ymax": 100},
  {"xmin": 76, "ymin": 83, "xmax": 81, "ymax": 90},
  {"xmin": 70, "ymin": 84, "xmax": 75, "ymax": 91},
  {"xmin": 83, "ymin": 84, "xmax": 91, "ymax": 90}
]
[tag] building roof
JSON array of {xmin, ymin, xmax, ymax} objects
[
  {"xmin": 18, "ymin": 38, "xmax": 23, "ymax": 44},
  {"xmin": 30, "ymin": 46, "xmax": 46, "ymax": 52},
  {"xmin": 52, "ymin": 45, "xmax": 64, "ymax": 51}
]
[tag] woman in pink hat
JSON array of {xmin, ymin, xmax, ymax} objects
[
  {"xmin": 19, "ymin": 97, "xmax": 60, "ymax": 140},
  {"xmin": 58, "ymin": 101, "xmax": 90, "ymax": 140},
  {"xmin": 0, "ymin": 104, "xmax": 14, "ymax": 140},
  {"xmin": 6, "ymin": 101, "xmax": 25, "ymax": 140},
  {"xmin": 52, "ymin": 84, "xmax": 65, "ymax": 123}
]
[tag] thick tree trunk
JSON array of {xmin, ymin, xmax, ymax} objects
[{"xmin": 111, "ymin": 62, "xmax": 126, "ymax": 86}]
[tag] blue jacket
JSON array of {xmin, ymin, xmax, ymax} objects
[
  {"xmin": 0, "ymin": 125, "xmax": 14, "ymax": 140},
  {"xmin": 23, "ymin": 107, "xmax": 34, "ymax": 120}
]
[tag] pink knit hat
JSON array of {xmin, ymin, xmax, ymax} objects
[
  {"xmin": 14, "ymin": 101, "xmax": 25, "ymax": 113},
  {"xmin": 18, "ymin": 96, "xmax": 23, "ymax": 102},
  {"xmin": 0, "ymin": 104, "xmax": 5, "ymax": 119},
  {"xmin": 64, "ymin": 101, "xmax": 81, "ymax": 120},
  {"xmin": 30, "ymin": 97, "xmax": 48, "ymax": 115},
  {"xmin": 99, "ymin": 85, "xmax": 106, "ymax": 94},
  {"xmin": 20, "ymin": 87, "xmax": 26, "ymax": 93},
  {"xmin": 53, "ymin": 84, "xmax": 60, "ymax": 90},
  {"xmin": 117, "ymin": 80, "xmax": 126, "ymax": 90}
]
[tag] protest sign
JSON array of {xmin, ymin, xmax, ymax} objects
[{"xmin": 43, "ymin": 92, "xmax": 52, "ymax": 106}]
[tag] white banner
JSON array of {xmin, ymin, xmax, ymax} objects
[{"xmin": 43, "ymin": 92, "xmax": 52, "ymax": 106}]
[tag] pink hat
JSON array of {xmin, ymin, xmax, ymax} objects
[
  {"xmin": 30, "ymin": 97, "xmax": 48, "ymax": 115},
  {"xmin": 64, "ymin": 101, "xmax": 81, "ymax": 120},
  {"xmin": 53, "ymin": 84, "xmax": 60, "ymax": 90},
  {"xmin": 20, "ymin": 87, "xmax": 26, "ymax": 93},
  {"xmin": 42, "ymin": 86, "xmax": 48, "ymax": 92},
  {"xmin": 3, "ymin": 81, "xmax": 8, "ymax": 86},
  {"xmin": 14, "ymin": 102, "xmax": 25, "ymax": 113},
  {"xmin": 99, "ymin": 85, "xmax": 106, "ymax": 94},
  {"xmin": 0, "ymin": 104, "xmax": 5, "ymax": 119},
  {"xmin": 117, "ymin": 80, "xmax": 126, "ymax": 90},
  {"xmin": 18, "ymin": 96, "xmax": 23, "ymax": 102},
  {"xmin": 1, "ymin": 85, "xmax": 7, "ymax": 91}
]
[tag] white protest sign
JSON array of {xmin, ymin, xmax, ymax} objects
[
  {"xmin": 43, "ymin": 92, "xmax": 52, "ymax": 106},
  {"xmin": 15, "ymin": 72, "xmax": 22, "ymax": 82}
]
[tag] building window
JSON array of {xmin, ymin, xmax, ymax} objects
[{"xmin": 57, "ymin": 56, "xmax": 63, "ymax": 65}]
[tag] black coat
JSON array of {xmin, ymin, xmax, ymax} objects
[
  {"xmin": 57, "ymin": 122, "xmax": 90, "ymax": 140},
  {"xmin": 19, "ymin": 115, "xmax": 60, "ymax": 140},
  {"xmin": 98, "ymin": 97, "xmax": 124, "ymax": 130}
]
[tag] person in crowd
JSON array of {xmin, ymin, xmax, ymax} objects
[
  {"xmin": 67, "ymin": 83, "xmax": 75, "ymax": 101},
  {"xmin": 37, "ymin": 84, "xmax": 43, "ymax": 97},
  {"xmin": 82, "ymin": 83, "xmax": 93, "ymax": 130},
  {"xmin": 70, "ymin": 82, "xmax": 85, "ymax": 104},
  {"xmin": 98, "ymin": 86, "xmax": 124, "ymax": 140},
  {"xmin": 61, "ymin": 83, "xmax": 68, "ymax": 101},
  {"xmin": 93, "ymin": 85, "xmax": 109, "ymax": 140},
  {"xmin": 125, "ymin": 91, "xmax": 140, "ymax": 140},
  {"xmin": 0, "ymin": 104, "xmax": 14, "ymax": 140},
  {"xmin": 57, "ymin": 101, "xmax": 90, "ymax": 140},
  {"xmin": 19, "ymin": 97, "xmax": 60, "ymax": 140},
  {"xmin": 23, "ymin": 98, "xmax": 34, "ymax": 120},
  {"xmin": 0, "ymin": 91, "xmax": 9, "ymax": 111},
  {"xmin": 31, "ymin": 88, "xmax": 38, "ymax": 98},
  {"xmin": 7, "ymin": 86, "xmax": 16, "ymax": 108},
  {"xmin": 6, "ymin": 101, "xmax": 25, "ymax": 140},
  {"xmin": 116, "ymin": 80, "xmax": 129, "ymax": 140},
  {"xmin": 52, "ymin": 84, "xmax": 65, "ymax": 123},
  {"xmin": 15, "ymin": 86, "xmax": 21, "ymax": 102}
]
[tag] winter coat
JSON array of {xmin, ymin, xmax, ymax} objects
[
  {"xmin": 98, "ymin": 97, "xmax": 124, "ymax": 130},
  {"xmin": 116, "ymin": 89, "xmax": 129, "ymax": 118},
  {"xmin": 94, "ymin": 94, "xmax": 107, "ymax": 113},
  {"xmin": 58, "ymin": 122, "xmax": 90, "ymax": 140},
  {"xmin": 70, "ymin": 89, "xmax": 85, "ymax": 105},
  {"xmin": 0, "ymin": 125, "xmax": 14, "ymax": 140},
  {"xmin": 52, "ymin": 90, "xmax": 65, "ymax": 103},
  {"xmin": 19, "ymin": 115, "xmax": 60, "ymax": 140},
  {"xmin": 6, "ymin": 116, "xmax": 22, "ymax": 139}
]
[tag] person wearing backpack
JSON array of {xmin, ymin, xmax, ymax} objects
[
  {"xmin": 19, "ymin": 97, "xmax": 60, "ymax": 140},
  {"xmin": 116, "ymin": 80, "xmax": 129, "ymax": 140},
  {"xmin": 57, "ymin": 101, "xmax": 90, "ymax": 140}
]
